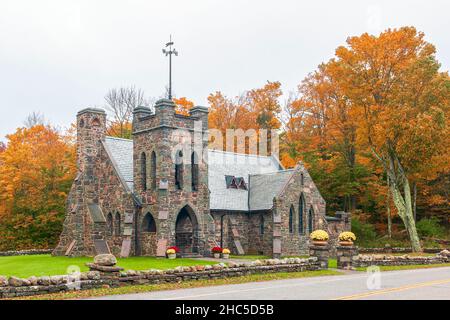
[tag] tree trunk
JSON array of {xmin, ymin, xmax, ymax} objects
[
  {"xmin": 386, "ymin": 174, "xmax": 392, "ymax": 239},
  {"xmin": 389, "ymin": 170, "xmax": 422, "ymax": 252},
  {"xmin": 413, "ymin": 182, "xmax": 417, "ymax": 222}
]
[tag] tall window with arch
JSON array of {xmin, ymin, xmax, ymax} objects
[
  {"xmin": 142, "ymin": 213, "xmax": 157, "ymax": 232},
  {"xmin": 260, "ymin": 215, "xmax": 265, "ymax": 235},
  {"xmin": 107, "ymin": 212, "xmax": 113, "ymax": 236},
  {"xmin": 151, "ymin": 151, "xmax": 157, "ymax": 190},
  {"xmin": 175, "ymin": 150, "xmax": 183, "ymax": 190},
  {"xmin": 308, "ymin": 207, "xmax": 314, "ymax": 233},
  {"xmin": 191, "ymin": 151, "xmax": 199, "ymax": 191},
  {"xmin": 289, "ymin": 205, "xmax": 294, "ymax": 234},
  {"xmin": 299, "ymin": 194, "xmax": 305, "ymax": 234},
  {"xmin": 115, "ymin": 212, "xmax": 121, "ymax": 236},
  {"xmin": 141, "ymin": 152, "xmax": 147, "ymax": 191}
]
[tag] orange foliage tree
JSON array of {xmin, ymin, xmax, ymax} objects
[
  {"xmin": 173, "ymin": 97, "xmax": 194, "ymax": 116},
  {"xmin": 0, "ymin": 125, "xmax": 76, "ymax": 250},
  {"xmin": 208, "ymin": 81, "xmax": 282, "ymax": 154},
  {"xmin": 287, "ymin": 27, "xmax": 449, "ymax": 251}
]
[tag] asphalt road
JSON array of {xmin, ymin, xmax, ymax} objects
[{"xmin": 91, "ymin": 267, "xmax": 450, "ymax": 300}]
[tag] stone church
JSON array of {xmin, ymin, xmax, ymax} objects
[{"xmin": 53, "ymin": 98, "xmax": 350, "ymax": 258}]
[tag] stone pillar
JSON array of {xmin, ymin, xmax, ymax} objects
[
  {"xmin": 336, "ymin": 245, "xmax": 358, "ymax": 270},
  {"xmin": 309, "ymin": 244, "xmax": 329, "ymax": 269}
]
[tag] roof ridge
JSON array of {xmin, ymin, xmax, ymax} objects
[
  {"xmin": 208, "ymin": 149, "xmax": 275, "ymax": 159},
  {"xmin": 105, "ymin": 136, "xmax": 133, "ymax": 142},
  {"xmin": 249, "ymin": 169, "xmax": 294, "ymax": 177}
]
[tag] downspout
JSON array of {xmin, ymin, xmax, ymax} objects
[{"xmin": 220, "ymin": 214, "xmax": 226, "ymax": 249}]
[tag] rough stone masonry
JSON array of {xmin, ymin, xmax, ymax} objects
[{"xmin": 53, "ymin": 98, "xmax": 351, "ymax": 258}]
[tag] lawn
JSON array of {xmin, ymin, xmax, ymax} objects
[{"xmin": 0, "ymin": 254, "xmax": 213, "ymax": 278}]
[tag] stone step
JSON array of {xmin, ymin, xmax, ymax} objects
[{"xmin": 180, "ymin": 254, "xmax": 204, "ymax": 258}]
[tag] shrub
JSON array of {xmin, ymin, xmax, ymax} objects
[
  {"xmin": 416, "ymin": 217, "xmax": 445, "ymax": 238},
  {"xmin": 222, "ymin": 248, "xmax": 230, "ymax": 254},
  {"xmin": 166, "ymin": 248, "xmax": 176, "ymax": 254},
  {"xmin": 351, "ymin": 218, "xmax": 377, "ymax": 242}
]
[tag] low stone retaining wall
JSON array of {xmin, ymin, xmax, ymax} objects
[
  {"xmin": 353, "ymin": 250, "xmax": 450, "ymax": 268},
  {"xmin": 358, "ymin": 247, "xmax": 445, "ymax": 254},
  {"xmin": 0, "ymin": 249, "xmax": 53, "ymax": 257},
  {"xmin": 0, "ymin": 257, "xmax": 320, "ymax": 298}
]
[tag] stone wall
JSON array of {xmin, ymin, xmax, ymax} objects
[
  {"xmin": 358, "ymin": 247, "xmax": 445, "ymax": 254},
  {"xmin": 0, "ymin": 257, "xmax": 320, "ymax": 299},
  {"xmin": 210, "ymin": 211, "xmax": 273, "ymax": 256},
  {"xmin": 132, "ymin": 100, "xmax": 215, "ymax": 256},
  {"xmin": 0, "ymin": 249, "xmax": 53, "ymax": 257},
  {"xmin": 353, "ymin": 250, "xmax": 450, "ymax": 268},
  {"xmin": 273, "ymin": 164, "xmax": 327, "ymax": 257}
]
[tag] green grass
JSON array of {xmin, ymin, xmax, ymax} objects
[
  {"xmin": 0, "ymin": 255, "xmax": 213, "ymax": 278},
  {"xmin": 355, "ymin": 263, "xmax": 450, "ymax": 272},
  {"xmin": 13, "ymin": 269, "xmax": 342, "ymax": 300},
  {"xmin": 328, "ymin": 258, "xmax": 337, "ymax": 269}
]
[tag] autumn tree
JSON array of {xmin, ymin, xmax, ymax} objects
[
  {"xmin": 322, "ymin": 27, "xmax": 449, "ymax": 251},
  {"xmin": 173, "ymin": 97, "xmax": 194, "ymax": 116},
  {"xmin": 282, "ymin": 65, "xmax": 372, "ymax": 212},
  {"xmin": 0, "ymin": 125, "xmax": 76, "ymax": 250},
  {"xmin": 208, "ymin": 81, "xmax": 282, "ymax": 154}
]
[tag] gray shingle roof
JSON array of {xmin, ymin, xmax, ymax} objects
[
  {"xmin": 104, "ymin": 137, "xmax": 134, "ymax": 191},
  {"xmin": 103, "ymin": 137, "xmax": 289, "ymax": 211},
  {"xmin": 248, "ymin": 170, "xmax": 294, "ymax": 211},
  {"xmin": 208, "ymin": 150, "xmax": 283, "ymax": 211}
]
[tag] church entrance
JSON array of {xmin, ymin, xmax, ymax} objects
[{"xmin": 175, "ymin": 206, "xmax": 199, "ymax": 255}]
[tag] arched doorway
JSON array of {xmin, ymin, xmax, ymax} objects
[
  {"xmin": 175, "ymin": 205, "xmax": 199, "ymax": 255},
  {"xmin": 140, "ymin": 212, "xmax": 157, "ymax": 256}
]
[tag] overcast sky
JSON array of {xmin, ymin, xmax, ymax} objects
[{"xmin": 0, "ymin": 0, "xmax": 449, "ymax": 141}]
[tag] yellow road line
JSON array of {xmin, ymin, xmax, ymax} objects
[{"xmin": 333, "ymin": 278, "xmax": 450, "ymax": 300}]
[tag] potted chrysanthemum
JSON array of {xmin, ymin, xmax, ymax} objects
[
  {"xmin": 166, "ymin": 246, "xmax": 180, "ymax": 259},
  {"xmin": 338, "ymin": 232, "xmax": 356, "ymax": 246},
  {"xmin": 211, "ymin": 246, "xmax": 222, "ymax": 258},
  {"xmin": 309, "ymin": 230, "xmax": 329, "ymax": 246},
  {"xmin": 222, "ymin": 248, "xmax": 230, "ymax": 259}
]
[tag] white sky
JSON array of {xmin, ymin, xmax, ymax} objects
[{"xmin": 0, "ymin": 0, "xmax": 449, "ymax": 141}]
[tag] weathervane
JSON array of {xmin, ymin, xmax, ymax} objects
[{"xmin": 162, "ymin": 35, "xmax": 178, "ymax": 100}]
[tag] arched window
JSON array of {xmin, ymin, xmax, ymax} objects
[
  {"xmin": 115, "ymin": 212, "xmax": 121, "ymax": 236},
  {"xmin": 151, "ymin": 151, "xmax": 157, "ymax": 190},
  {"xmin": 175, "ymin": 150, "xmax": 183, "ymax": 190},
  {"xmin": 107, "ymin": 212, "xmax": 113, "ymax": 236},
  {"xmin": 91, "ymin": 118, "xmax": 101, "ymax": 127},
  {"xmin": 289, "ymin": 205, "xmax": 294, "ymax": 234},
  {"xmin": 301, "ymin": 173, "xmax": 304, "ymax": 186},
  {"xmin": 141, "ymin": 152, "xmax": 147, "ymax": 191},
  {"xmin": 191, "ymin": 152, "xmax": 199, "ymax": 191},
  {"xmin": 260, "ymin": 215, "xmax": 264, "ymax": 235},
  {"xmin": 308, "ymin": 207, "xmax": 314, "ymax": 233},
  {"xmin": 299, "ymin": 194, "xmax": 305, "ymax": 235},
  {"xmin": 142, "ymin": 213, "xmax": 156, "ymax": 232}
]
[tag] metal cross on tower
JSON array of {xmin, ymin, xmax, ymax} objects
[{"xmin": 162, "ymin": 35, "xmax": 178, "ymax": 100}]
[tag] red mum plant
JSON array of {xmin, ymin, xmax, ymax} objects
[
  {"xmin": 167, "ymin": 246, "xmax": 180, "ymax": 253},
  {"xmin": 211, "ymin": 246, "xmax": 222, "ymax": 253}
]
